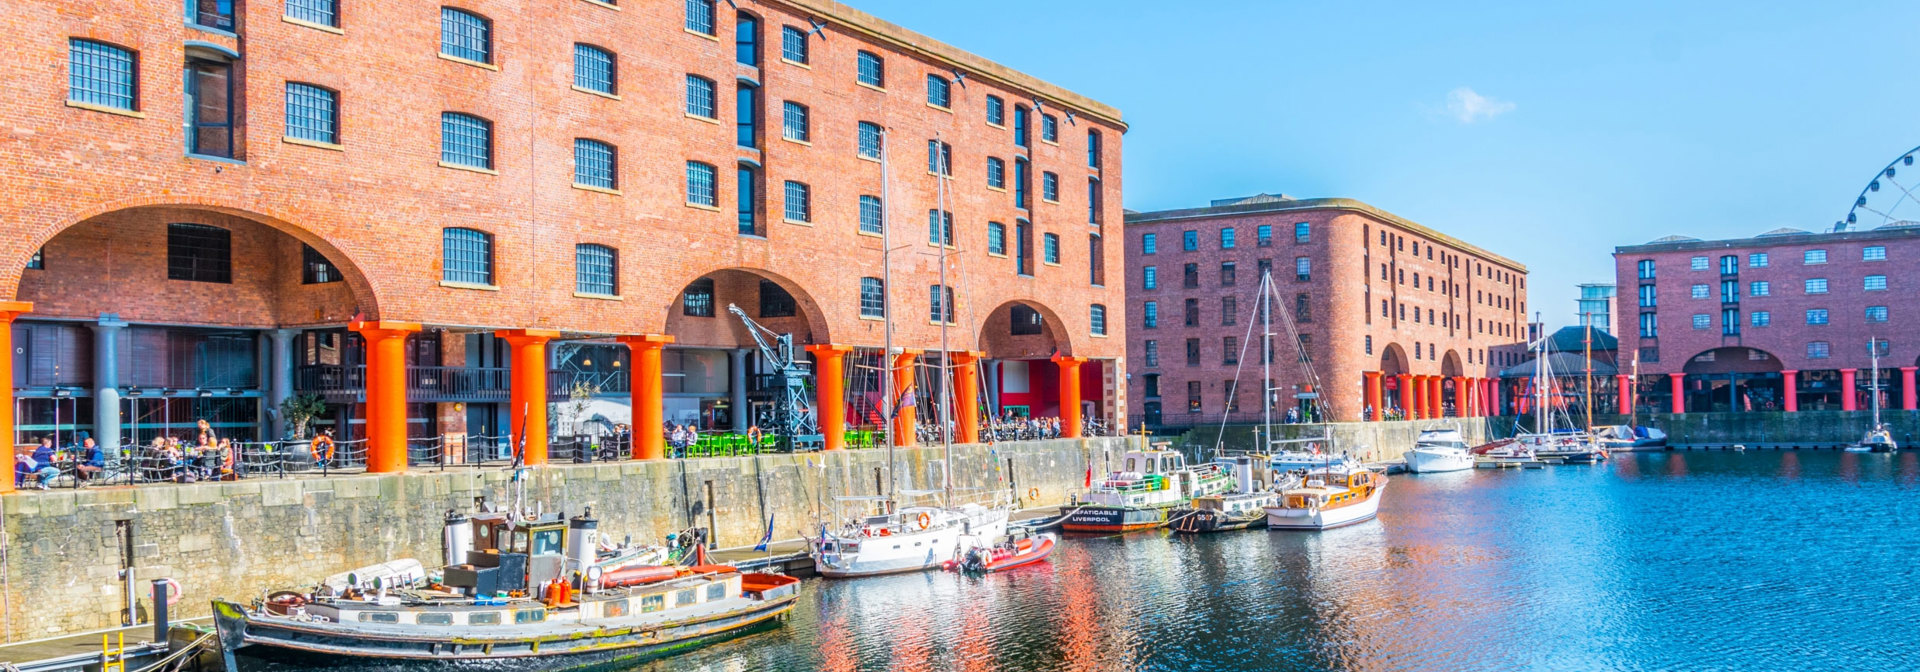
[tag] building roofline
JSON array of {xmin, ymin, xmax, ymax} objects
[
  {"xmin": 1124, "ymin": 197, "xmax": 1527, "ymax": 272},
  {"xmin": 1613, "ymin": 225, "xmax": 1920, "ymax": 254},
  {"xmin": 781, "ymin": 0, "xmax": 1126, "ymax": 131}
]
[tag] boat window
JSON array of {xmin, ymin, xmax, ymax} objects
[
  {"xmin": 532, "ymin": 529, "xmax": 564, "ymax": 556},
  {"xmin": 707, "ymin": 583, "xmax": 727, "ymax": 601},
  {"xmin": 468, "ymin": 612, "xmax": 501, "ymax": 625},
  {"xmin": 514, "ymin": 608, "xmax": 547, "ymax": 624},
  {"xmin": 641, "ymin": 594, "xmax": 665, "ymax": 613},
  {"xmin": 509, "ymin": 529, "xmax": 529, "ymax": 554},
  {"xmin": 357, "ymin": 612, "xmax": 400, "ymax": 624},
  {"xmin": 604, "ymin": 598, "xmax": 628, "ymax": 618},
  {"xmin": 676, "ymin": 588, "xmax": 698, "ymax": 607},
  {"xmin": 417, "ymin": 613, "xmax": 454, "ymax": 626}
]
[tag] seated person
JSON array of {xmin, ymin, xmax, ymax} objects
[
  {"xmin": 74, "ymin": 437, "xmax": 104, "ymax": 482},
  {"xmin": 25, "ymin": 437, "xmax": 60, "ymax": 489}
]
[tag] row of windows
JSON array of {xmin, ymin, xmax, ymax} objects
[
  {"xmin": 681, "ymin": 274, "xmax": 1104, "ymax": 335},
  {"xmin": 1377, "ymin": 230, "xmax": 1519, "ymax": 287},
  {"xmin": 1681, "ymin": 305, "xmax": 1891, "ymax": 330},
  {"xmin": 1139, "ymin": 293, "xmax": 1312, "ymax": 330},
  {"xmin": 1140, "ymin": 258, "xmax": 1307, "ymax": 291},
  {"xmin": 1669, "ymin": 247, "xmax": 1889, "ymax": 276},
  {"xmin": 1144, "ymin": 224, "xmax": 1306, "ymax": 256}
]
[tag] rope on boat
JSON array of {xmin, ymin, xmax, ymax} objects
[
  {"xmin": 1164, "ymin": 509, "xmax": 1204, "ymax": 531},
  {"xmin": 130, "ymin": 632, "xmax": 214, "ymax": 672}
]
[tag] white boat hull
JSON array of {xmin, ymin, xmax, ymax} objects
[
  {"xmin": 812, "ymin": 509, "xmax": 1008, "ymax": 578},
  {"xmin": 1404, "ymin": 448, "xmax": 1474, "ymax": 473},
  {"xmin": 1264, "ymin": 481, "xmax": 1386, "ymax": 530}
]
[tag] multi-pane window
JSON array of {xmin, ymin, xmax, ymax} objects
[
  {"xmin": 1722, "ymin": 308, "xmax": 1740, "ymax": 335},
  {"xmin": 1042, "ymin": 172, "xmax": 1058, "ymax": 201},
  {"xmin": 859, "ymin": 278, "xmax": 886, "ymax": 318},
  {"xmin": 1089, "ymin": 177, "xmax": 1103, "ymax": 224},
  {"xmin": 442, "ymin": 227, "xmax": 494, "ymax": 285},
  {"xmin": 1142, "ymin": 233, "xmax": 1157, "ymax": 255},
  {"xmin": 1805, "ymin": 249, "xmax": 1827, "ymax": 264},
  {"xmin": 685, "ymin": 0, "xmax": 717, "ymax": 35},
  {"xmin": 440, "ymin": 8, "xmax": 492, "ymax": 63},
  {"xmin": 1690, "ymin": 256, "xmax": 1708, "ymax": 271},
  {"xmin": 1750, "ymin": 281, "xmax": 1770, "ymax": 296},
  {"xmin": 858, "ymin": 122, "xmax": 882, "ymax": 159},
  {"xmin": 735, "ymin": 13, "xmax": 758, "ymax": 65},
  {"xmin": 284, "ymin": 83, "xmax": 338, "ymax": 144},
  {"xmin": 1295, "ymin": 257, "xmax": 1312, "ymax": 282},
  {"xmin": 575, "ymin": 244, "xmax": 617, "ymax": 295},
  {"xmin": 166, "ymin": 223, "xmax": 232, "ymax": 283},
  {"xmin": 1143, "ymin": 302, "xmax": 1159, "ymax": 329},
  {"xmin": 1183, "ymin": 231, "xmax": 1198, "ymax": 251},
  {"xmin": 1091, "ymin": 305, "xmax": 1107, "ymax": 336},
  {"xmin": 573, "ymin": 139, "xmax": 616, "ymax": 189},
  {"xmin": 1806, "ymin": 309, "xmax": 1828, "ymax": 325},
  {"xmin": 1043, "ymin": 233, "xmax": 1060, "ymax": 264},
  {"xmin": 1221, "ymin": 228, "xmax": 1236, "ymax": 249},
  {"xmin": 1749, "ymin": 252, "xmax": 1768, "ymax": 267},
  {"xmin": 1691, "ymin": 284, "xmax": 1708, "ymax": 299},
  {"xmin": 1691, "ymin": 314, "xmax": 1709, "ymax": 330},
  {"xmin": 928, "ymin": 285, "xmax": 956, "ymax": 324},
  {"xmin": 1719, "ymin": 255, "xmax": 1738, "ymax": 275},
  {"xmin": 683, "ymin": 278, "xmax": 716, "ymax": 317},
  {"xmin": 759, "ymin": 279, "xmax": 796, "ymax": 317},
  {"xmin": 736, "ymin": 165, "xmax": 758, "ymax": 234},
  {"xmin": 928, "ymin": 210, "xmax": 953, "ymax": 246},
  {"xmin": 686, "ymin": 75, "xmax": 716, "ymax": 118},
  {"xmin": 1296, "ymin": 294, "xmax": 1313, "ymax": 323},
  {"xmin": 1088, "ymin": 129, "xmax": 1103, "ymax": 168},
  {"xmin": 1864, "ymin": 246, "xmax": 1887, "ymax": 261},
  {"xmin": 927, "ymin": 75, "xmax": 951, "ymax": 108},
  {"xmin": 191, "ymin": 0, "xmax": 237, "ymax": 31},
  {"xmin": 782, "ymin": 101, "xmax": 809, "ymax": 141},
  {"xmin": 781, "ymin": 26, "xmax": 808, "ymax": 64},
  {"xmin": 1751, "ymin": 311, "xmax": 1770, "ymax": 327},
  {"xmin": 1010, "ymin": 305, "xmax": 1043, "ymax": 335},
  {"xmin": 574, "ymin": 44, "xmax": 616, "ymax": 94},
  {"xmin": 685, "ymin": 161, "xmax": 717, "ymax": 206},
  {"xmin": 1145, "ymin": 343, "xmax": 1159, "ymax": 369},
  {"xmin": 859, "ymin": 195, "xmax": 883, "ymax": 234},
  {"xmin": 986, "ymin": 95, "xmax": 1005, "ymax": 125},
  {"xmin": 1639, "ymin": 312, "xmax": 1658, "ymax": 338},
  {"xmin": 988, "ymin": 222, "xmax": 1007, "ymax": 255},
  {"xmin": 1867, "ymin": 305, "xmax": 1889, "ymax": 323},
  {"xmin": 1865, "ymin": 275, "xmax": 1888, "ymax": 291},
  {"xmin": 1221, "ymin": 297, "xmax": 1237, "ymax": 326},
  {"xmin": 1014, "ymin": 158, "xmax": 1030, "ymax": 209},
  {"xmin": 783, "ymin": 181, "xmax": 811, "ymax": 222},
  {"xmin": 1251, "ymin": 224, "xmax": 1272, "ymax": 247},
  {"xmin": 1221, "ymin": 262, "xmax": 1236, "ymax": 286},
  {"xmin": 286, "ymin": 0, "xmax": 339, "ymax": 27},
  {"xmin": 929, "ymin": 141, "xmax": 952, "ymax": 175},
  {"xmin": 987, "ymin": 157, "xmax": 1006, "ymax": 188},
  {"xmin": 1183, "ymin": 263, "xmax": 1199, "ymax": 288},
  {"xmin": 1143, "ymin": 266, "xmax": 1158, "ymax": 290},
  {"xmin": 1186, "ymin": 340, "xmax": 1201, "ymax": 368},
  {"xmin": 1720, "ymin": 280, "xmax": 1739, "ymax": 302},
  {"xmin": 1637, "ymin": 259, "xmax": 1656, "ymax": 279},
  {"xmin": 857, "ymin": 51, "xmax": 884, "ymax": 87},
  {"xmin": 1184, "ymin": 298, "xmax": 1199, "ymax": 326},
  {"xmin": 736, "ymin": 84, "xmax": 758, "ymax": 148},
  {"xmin": 1807, "ymin": 341, "xmax": 1830, "ymax": 359},
  {"xmin": 440, "ymin": 113, "xmax": 492, "ymax": 169},
  {"xmin": 1041, "ymin": 114, "xmax": 1058, "ymax": 142},
  {"xmin": 301, "ymin": 245, "xmax": 339, "ymax": 284},
  {"xmin": 69, "ymin": 40, "xmax": 138, "ymax": 111},
  {"xmin": 185, "ymin": 58, "xmax": 235, "ymax": 158},
  {"xmin": 1870, "ymin": 339, "xmax": 1891, "ymax": 357},
  {"xmin": 1805, "ymin": 278, "xmax": 1828, "ymax": 294}
]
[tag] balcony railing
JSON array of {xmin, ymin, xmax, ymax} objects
[{"xmin": 294, "ymin": 365, "xmax": 573, "ymax": 402}]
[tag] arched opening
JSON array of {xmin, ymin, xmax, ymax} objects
[
  {"xmin": 1379, "ymin": 343, "xmax": 1408, "ymax": 416},
  {"xmin": 1681, "ymin": 347, "xmax": 1784, "ymax": 413},
  {"xmin": 655, "ymin": 268, "xmax": 829, "ymax": 435},
  {"xmin": 1440, "ymin": 350, "xmax": 1463, "ymax": 417},
  {"xmin": 975, "ymin": 299, "xmax": 1100, "ymax": 428}
]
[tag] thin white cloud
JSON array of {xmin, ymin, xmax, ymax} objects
[{"xmin": 1445, "ymin": 87, "xmax": 1516, "ymax": 124}]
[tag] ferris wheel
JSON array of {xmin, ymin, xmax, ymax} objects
[{"xmin": 1838, "ymin": 145, "xmax": 1920, "ymax": 231}]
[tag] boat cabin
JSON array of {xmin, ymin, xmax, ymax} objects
[
  {"xmin": 1119, "ymin": 450, "xmax": 1186, "ymax": 476},
  {"xmin": 444, "ymin": 512, "xmax": 569, "ymax": 598}
]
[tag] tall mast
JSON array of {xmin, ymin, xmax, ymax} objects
[
  {"xmin": 1583, "ymin": 315, "xmax": 1593, "ymax": 427},
  {"xmin": 1262, "ymin": 270, "xmax": 1273, "ymax": 450},
  {"xmin": 879, "ymin": 128, "xmax": 896, "ymax": 504},
  {"xmin": 1534, "ymin": 313, "xmax": 1546, "ymax": 433},
  {"xmin": 1871, "ymin": 338, "xmax": 1882, "ymax": 426},
  {"xmin": 935, "ymin": 132, "xmax": 954, "ymax": 509}
]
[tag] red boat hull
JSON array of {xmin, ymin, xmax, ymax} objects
[{"xmin": 979, "ymin": 536, "xmax": 1055, "ymax": 572}]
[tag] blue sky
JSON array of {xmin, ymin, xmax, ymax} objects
[{"xmin": 850, "ymin": 0, "xmax": 1920, "ymax": 328}]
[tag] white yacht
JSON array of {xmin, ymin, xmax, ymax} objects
[
  {"xmin": 1404, "ymin": 425, "xmax": 1475, "ymax": 473},
  {"xmin": 1264, "ymin": 465, "xmax": 1388, "ymax": 530},
  {"xmin": 811, "ymin": 498, "xmax": 1008, "ymax": 577}
]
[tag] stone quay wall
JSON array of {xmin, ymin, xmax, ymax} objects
[
  {"xmin": 0, "ymin": 437, "xmax": 1139, "ymax": 643},
  {"xmin": 1592, "ymin": 411, "xmax": 1920, "ymax": 448},
  {"xmin": 1167, "ymin": 418, "xmax": 1507, "ymax": 463}
]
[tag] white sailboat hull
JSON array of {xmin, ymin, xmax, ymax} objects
[
  {"xmin": 1264, "ymin": 481, "xmax": 1386, "ymax": 530},
  {"xmin": 811, "ymin": 508, "xmax": 1008, "ymax": 578},
  {"xmin": 1405, "ymin": 447, "xmax": 1475, "ymax": 473}
]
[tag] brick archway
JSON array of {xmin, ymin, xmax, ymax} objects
[
  {"xmin": 977, "ymin": 299, "xmax": 1075, "ymax": 360},
  {"xmin": 661, "ymin": 267, "xmax": 831, "ymax": 349}
]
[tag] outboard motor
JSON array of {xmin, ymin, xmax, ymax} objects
[
  {"xmin": 568, "ymin": 509, "xmax": 600, "ymax": 573},
  {"xmin": 1231, "ymin": 456, "xmax": 1255, "ymax": 494},
  {"xmin": 442, "ymin": 509, "xmax": 472, "ymax": 568}
]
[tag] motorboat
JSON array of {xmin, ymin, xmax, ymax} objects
[
  {"xmin": 1404, "ymin": 425, "xmax": 1475, "ymax": 473},
  {"xmin": 1263, "ymin": 466, "xmax": 1387, "ymax": 530},
  {"xmin": 1592, "ymin": 424, "xmax": 1668, "ymax": 452},
  {"xmin": 811, "ymin": 498, "xmax": 1008, "ymax": 578},
  {"xmin": 945, "ymin": 530, "xmax": 1056, "ymax": 573},
  {"xmin": 210, "ymin": 506, "xmax": 798, "ymax": 667},
  {"xmin": 1170, "ymin": 455, "xmax": 1296, "ymax": 533},
  {"xmin": 1062, "ymin": 449, "xmax": 1234, "ymax": 533}
]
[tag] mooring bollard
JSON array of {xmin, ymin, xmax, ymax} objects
[{"xmin": 151, "ymin": 579, "xmax": 170, "ymax": 644}]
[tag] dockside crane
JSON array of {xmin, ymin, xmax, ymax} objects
[{"xmin": 726, "ymin": 303, "xmax": 819, "ymax": 447}]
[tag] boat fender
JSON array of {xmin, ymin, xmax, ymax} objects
[
  {"xmin": 1305, "ymin": 498, "xmax": 1319, "ymax": 516},
  {"xmin": 1028, "ymin": 487, "xmax": 1039, "ymax": 500},
  {"xmin": 310, "ymin": 435, "xmax": 336, "ymax": 465},
  {"xmin": 917, "ymin": 512, "xmax": 931, "ymax": 530}
]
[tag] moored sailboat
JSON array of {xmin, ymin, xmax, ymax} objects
[{"xmin": 1848, "ymin": 339, "xmax": 1898, "ymax": 453}]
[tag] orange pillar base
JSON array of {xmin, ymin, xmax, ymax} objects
[
  {"xmin": 500, "ymin": 329, "xmax": 561, "ymax": 466},
  {"xmin": 953, "ymin": 351, "xmax": 983, "ymax": 444},
  {"xmin": 0, "ymin": 302, "xmax": 31, "ymax": 494},
  {"xmin": 1363, "ymin": 371, "xmax": 1383, "ymax": 421},
  {"xmin": 806, "ymin": 344, "xmax": 852, "ymax": 450},
  {"xmin": 1840, "ymin": 368, "xmax": 1858, "ymax": 412},
  {"xmin": 891, "ymin": 350, "xmax": 921, "ymax": 448},
  {"xmin": 1782, "ymin": 370, "xmax": 1798, "ymax": 413},
  {"xmin": 1053, "ymin": 355, "xmax": 1087, "ymax": 438},
  {"xmin": 621, "ymin": 334, "xmax": 675, "ymax": 460},
  {"xmin": 1668, "ymin": 373, "xmax": 1686, "ymax": 414},
  {"xmin": 1396, "ymin": 374, "xmax": 1413, "ymax": 420},
  {"xmin": 352, "ymin": 319, "xmax": 422, "ymax": 473}
]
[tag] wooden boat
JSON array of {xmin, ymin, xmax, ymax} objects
[
  {"xmin": 1263, "ymin": 467, "xmax": 1387, "ymax": 530},
  {"xmin": 946, "ymin": 531, "xmax": 1056, "ymax": 573},
  {"xmin": 1062, "ymin": 449, "xmax": 1233, "ymax": 533},
  {"xmin": 210, "ymin": 508, "xmax": 799, "ymax": 668},
  {"xmin": 1170, "ymin": 456, "xmax": 1291, "ymax": 533}
]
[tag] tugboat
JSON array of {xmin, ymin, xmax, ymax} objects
[
  {"xmin": 1063, "ymin": 448, "xmax": 1233, "ymax": 533},
  {"xmin": 1263, "ymin": 466, "xmax": 1388, "ymax": 530},
  {"xmin": 1170, "ymin": 455, "xmax": 1291, "ymax": 533},
  {"xmin": 210, "ymin": 506, "xmax": 800, "ymax": 667}
]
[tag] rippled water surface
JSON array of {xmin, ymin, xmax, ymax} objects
[{"xmin": 257, "ymin": 451, "xmax": 1920, "ymax": 671}]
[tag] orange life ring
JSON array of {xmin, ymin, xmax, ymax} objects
[
  {"xmin": 747, "ymin": 426, "xmax": 764, "ymax": 446},
  {"xmin": 916, "ymin": 512, "xmax": 931, "ymax": 530},
  {"xmin": 1028, "ymin": 487, "xmax": 1040, "ymax": 500},
  {"xmin": 310, "ymin": 435, "xmax": 336, "ymax": 464}
]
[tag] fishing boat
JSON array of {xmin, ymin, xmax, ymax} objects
[
  {"xmin": 1848, "ymin": 340, "xmax": 1899, "ymax": 453},
  {"xmin": 1170, "ymin": 455, "xmax": 1292, "ymax": 533},
  {"xmin": 1404, "ymin": 424, "xmax": 1475, "ymax": 473},
  {"xmin": 210, "ymin": 507, "xmax": 799, "ymax": 667},
  {"xmin": 1063, "ymin": 449, "xmax": 1234, "ymax": 533},
  {"xmin": 1263, "ymin": 465, "xmax": 1388, "ymax": 530},
  {"xmin": 946, "ymin": 529, "xmax": 1056, "ymax": 573}
]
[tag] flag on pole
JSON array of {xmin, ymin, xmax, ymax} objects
[
  {"xmin": 893, "ymin": 386, "xmax": 918, "ymax": 418},
  {"xmin": 754, "ymin": 513, "xmax": 775, "ymax": 551},
  {"xmin": 1084, "ymin": 461, "xmax": 1093, "ymax": 488}
]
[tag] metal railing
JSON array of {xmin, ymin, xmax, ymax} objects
[{"xmin": 294, "ymin": 365, "xmax": 576, "ymax": 401}]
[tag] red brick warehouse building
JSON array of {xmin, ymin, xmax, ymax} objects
[
  {"xmin": 1124, "ymin": 195, "xmax": 1530, "ymax": 427},
  {"xmin": 0, "ymin": 0, "xmax": 1128, "ymax": 481},
  {"xmin": 1615, "ymin": 225, "xmax": 1920, "ymax": 414}
]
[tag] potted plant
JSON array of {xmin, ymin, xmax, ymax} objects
[{"xmin": 279, "ymin": 394, "xmax": 328, "ymax": 468}]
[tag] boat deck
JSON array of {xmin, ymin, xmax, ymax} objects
[
  {"xmin": 0, "ymin": 620, "xmax": 192, "ymax": 672},
  {"xmin": 705, "ymin": 506, "xmax": 1062, "ymax": 576}
]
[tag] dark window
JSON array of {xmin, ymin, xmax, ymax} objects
[
  {"xmin": 1089, "ymin": 234, "xmax": 1105, "ymax": 286},
  {"xmin": 573, "ymin": 139, "xmax": 617, "ymax": 189},
  {"xmin": 1087, "ymin": 129, "xmax": 1102, "ymax": 168},
  {"xmin": 1014, "ymin": 105, "xmax": 1031, "ymax": 147},
  {"xmin": 686, "ymin": 0, "xmax": 716, "ymax": 36},
  {"xmin": 68, "ymin": 39, "xmax": 138, "ymax": 111},
  {"xmin": 1296, "ymin": 294, "xmax": 1312, "ymax": 323},
  {"xmin": 574, "ymin": 44, "xmax": 616, "ymax": 94},
  {"xmin": 1221, "ymin": 262, "xmax": 1236, "ymax": 286},
  {"xmin": 440, "ymin": 113, "xmax": 492, "ymax": 169},
  {"xmin": 1184, "ymin": 298, "xmax": 1199, "ymax": 327},
  {"xmin": 1258, "ymin": 258, "xmax": 1272, "ymax": 278},
  {"xmin": 683, "ymin": 279, "xmax": 716, "ymax": 317},
  {"xmin": 301, "ymin": 245, "xmax": 339, "ymax": 284},
  {"xmin": 1221, "ymin": 296, "xmax": 1237, "ymax": 326},
  {"xmin": 1010, "ymin": 305, "xmax": 1042, "ymax": 335},
  {"xmin": 166, "ymin": 223, "xmax": 231, "ymax": 283},
  {"xmin": 575, "ymin": 244, "xmax": 617, "ymax": 295},
  {"xmin": 185, "ymin": 58, "xmax": 235, "ymax": 158},
  {"xmin": 1013, "ymin": 158, "xmax": 1031, "ymax": 209},
  {"xmin": 987, "ymin": 96, "xmax": 1005, "ymax": 125},
  {"xmin": 1016, "ymin": 220, "xmax": 1033, "ymax": 276},
  {"xmin": 1089, "ymin": 177, "xmax": 1104, "ymax": 224},
  {"xmin": 286, "ymin": 0, "xmax": 339, "ymax": 27},
  {"xmin": 25, "ymin": 249, "xmax": 43, "ymax": 271},
  {"xmin": 781, "ymin": 25, "xmax": 809, "ymax": 64},
  {"xmin": 191, "ymin": 0, "xmax": 236, "ymax": 32},
  {"xmin": 857, "ymin": 51, "xmax": 884, "ymax": 87},
  {"xmin": 1183, "ymin": 263, "xmax": 1199, "ymax": 288},
  {"xmin": 927, "ymin": 75, "xmax": 951, "ymax": 108},
  {"xmin": 440, "ymin": 8, "xmax": 491, "ymax": 63},
  {"xmin": 758, "ymin": 279, "xmax": 796, "ymax": 317},
  {"xmin": 442, "ymin": 228, "xmax": 493, "ymax": 285},
  {"xmin": 737, "ymin": 165, "xmax": 759, "ymax": 234},
  {"xmin": 284, "ymin": 82, "xmax": 338, "ymax": 145},
  {"xmin": 734, "ymin": 13, "xmax": 758, "ymax": 65},
  {"xmin": 737, "ymin": 84, "xmax": 759, "ymax": 148},
  {"xmin": 1223, "ymin": 336, "xmax": 1238, "ymax": 365},
  {"xmin": 1186, "ymin": 339, "xmax": 1201, "ymax": 367},
  {"xmin": 859, "ymin": 278, "xmax": 885, "ymax": 318}
]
